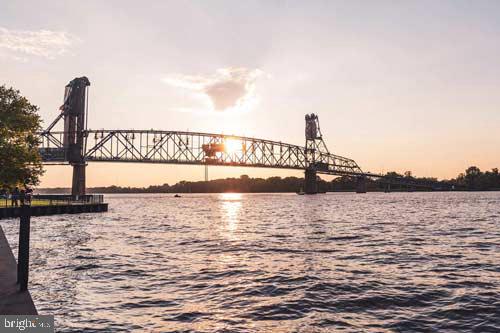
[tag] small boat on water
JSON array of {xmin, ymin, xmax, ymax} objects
[
  {"xmin": 296, "ymin": 188, "xmax": 305, "ymax": 195},
  {"xmin": 174, "ymin": 194, "xmax": 182, "ymax": 198}
]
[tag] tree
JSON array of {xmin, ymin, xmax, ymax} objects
[
  {"xmin": 455, "ymin": 172, "xmax": 466, "ymax": 186},
  {"xmin": 0, "ymin": 85, "xmax": 43, "ymax": 189},
  {"xmin": 464, "ymin": 166, "xmax": 481, "ymax": 190}
]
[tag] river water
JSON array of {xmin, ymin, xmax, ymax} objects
[{"xmin": 1, "ymin": 192, "xmax": 499, "ymax": 332}]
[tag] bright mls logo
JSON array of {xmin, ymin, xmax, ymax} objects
[{"xmin": 1, "ymin": 316, "xmax": 54, "ymax": 333}]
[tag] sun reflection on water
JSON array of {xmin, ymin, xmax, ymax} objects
[{"xmin": 220, "ymin": 193, "xmax": 242, "ymax": 238}]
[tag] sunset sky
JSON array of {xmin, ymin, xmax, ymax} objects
[{"xmin": 1, "ymin": 1, "xmax": 499, "ymax": 187}]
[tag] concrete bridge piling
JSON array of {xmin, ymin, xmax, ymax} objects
[{"xmin": 304, "ymin": 169, "xmax": 318, "ymax": 194}]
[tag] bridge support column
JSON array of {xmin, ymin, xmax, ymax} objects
[
  {"xmin": 356, "ymin": 176, "xmax": 367, "ymax": 193},
  {"xmin": 71, "ymin": 164, "xmax": 86, "ymax": 196},
  {"xmin": 304, "ymin": 169, "xmax": 318, "ymax": 194}
]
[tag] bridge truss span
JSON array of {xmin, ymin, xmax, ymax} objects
[
  {"xmin": 37, "ymin": 76, "xmax": 455, "ymax": 194},
  {"xmin": 36, "ymin": 76, "xmax": 376, "ymax": 195},
  {"xmin": 39, "ymin": 129, "xmax": 364, "ymax": 176},
  {"xmin": 87, "ymin": 130, "xmax": 307, "ymax": 170}
]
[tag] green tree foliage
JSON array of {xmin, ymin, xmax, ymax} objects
[{"xmin": 0, "ymin": 85, "xmax": 43, "ymax": 188}]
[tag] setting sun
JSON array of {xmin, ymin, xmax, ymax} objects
[{"xmin": 224, "ymin": 138, "xmax": 243, "ymax": 154}]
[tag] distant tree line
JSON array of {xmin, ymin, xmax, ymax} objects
[
  {"xmin": 453, "ymin": 166, "xmax": 500, "ymax": 191},
  {"xmin": 330, "ymin": 167, "xmax": 500, "ymax": 192},
  {"xmin": 39, "ymin": 166, "xmax": 500, "ymax": 194}
]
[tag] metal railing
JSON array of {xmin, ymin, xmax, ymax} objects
[{"xmin": 0, "ymin": 194, "xmax": 104, "ymax": 208}]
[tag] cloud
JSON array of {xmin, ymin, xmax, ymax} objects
[
  {"xmin": 0, "ymin": 26, "xmax": 78, "ymax": 60},
  {"xmin": 163, "ymin": 68, "xmax": 264, "ymax": 112}
]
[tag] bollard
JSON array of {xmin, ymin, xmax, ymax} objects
[{"xmin": 17, "ymin": 204, "xmax": 31, "ymax": 291}]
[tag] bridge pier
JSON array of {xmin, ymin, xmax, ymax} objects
[
  {"xmin": 304, "ymin": 169, "xmax": 318, "ymax": 194},
  {"xmin": 356, "ymin": 176, "xmax": 367, "ymax": 193},
  {"xmin": 71, "ymin": 164, "xmax": 86, "ymax": 196}
]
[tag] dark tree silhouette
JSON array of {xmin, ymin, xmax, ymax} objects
[{"xmin": 0, "ymin": 85, "xmax": 43, "ymax": 189}]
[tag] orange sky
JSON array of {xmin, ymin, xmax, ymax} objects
[{"xmin": 1, "ymin": 1, "xmax": 499, "ymax": 187}]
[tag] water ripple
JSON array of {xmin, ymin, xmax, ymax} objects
[{"xmin": 1, "ymin": 192, "xmax": 499, "ymax": 332}]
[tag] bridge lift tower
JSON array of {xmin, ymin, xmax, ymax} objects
[
  {"xmin": 303, "ymin": 113, "xmax": 367, "ymax": 194},
  {"xmin": 304, "ymin": 114, "xmax": 323, "ymax": 194},
  {"xmin": 42, "ymin": 77, "xmax": 90, "ymax": 196}
]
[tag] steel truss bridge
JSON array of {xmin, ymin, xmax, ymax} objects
[
  {"xmin": 39, "ymin": 130, "xmax": 363, "ymax": 176},
  {"xmin": 37, "ymin": 77, "xmax": 449, "ymax": 195}
]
